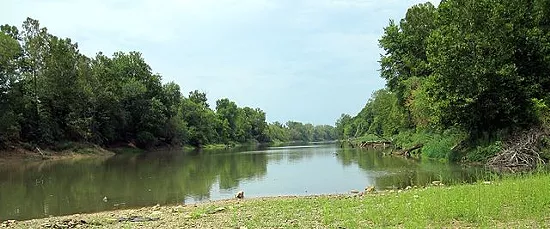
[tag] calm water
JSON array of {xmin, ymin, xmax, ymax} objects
[{"xmin": 0, "ymin": 144, "xmax": 490, "ymax": 220}]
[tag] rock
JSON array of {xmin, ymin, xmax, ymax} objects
[
  {"xmin": 405, "ymin": 186, "xmax": 412, "ymax": 190},
  {"xmin": 350, "ymin": 189, "xmax": 360, "ymax": 194},
  {"xmin": 209, "ymin": 207, "xmax": 226, "ymax": 214},
  {"xmin": 151, "ymin": 210, "xmax": 162, "ymax": 215},
  {"xmin": 152, "ymin": 204, "xmax": 161, "ymax": 211},
  {"xmin": 172, "ymin": 206, "xmax": 185, "ymax": 213},
  {"xmin": 365, "ymin": 186, "xmax": 376, "ymax": 193},
  {"xmin": 236, "ymin": 191, "xmax": 244, "ymax": 199},
  {"xmin": 482, "ymin": 181, "xmax": 492, "ymax": 185},
  {"xmin": 118, "ymin": 216, "xmax": 159, "ymax": 223},
  {"xmin": 432, "ymin": 181, "xmax": 442, "ymax": 186},
  {"xmin": 1, "ymin": 220, "xmax": 16, "ymax": 227},
  {"xmin": 103, "ymin": 196, "xmax": 108, "ymax": 202}
]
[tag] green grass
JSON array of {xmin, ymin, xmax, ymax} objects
[
  {"xmin": 15, "ymin": 173, "xmax": 550, "ymax": 228},
  {"xmin": 231, "ymin": 174, "xmax": 550, "ymax": 228}
]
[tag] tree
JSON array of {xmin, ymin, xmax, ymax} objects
[
  {"xmin": 215, "ymin": 98, "xmax": 239, "ymax": 143},
  {"xmin": 0, "ymin": 28, "xmax": 24, "ymax": 147}
]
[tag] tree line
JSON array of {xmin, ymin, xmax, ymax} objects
[
  {"xmin": 0, "ymin": 18, "xmax": 336, "ymax": 149},
  {"xmin": 336, "ymin": 0, "xmax": 550, "ymax": 161}
]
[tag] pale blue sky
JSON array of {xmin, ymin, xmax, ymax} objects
[{"xmin": 3, "ymin": 0, "xmax": 438, "ymax": 125}]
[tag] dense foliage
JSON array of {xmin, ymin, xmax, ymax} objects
[
  {"xmin": 0, "ymin": 18, "xmax": 336, "ymax": 149},
  {"xmin": 337, "ymin": 0, "xmax": 550, "ymax": 161}
]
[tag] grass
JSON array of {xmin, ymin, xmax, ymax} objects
[{"xmin": 9, "ymin": 173, "xmax": 550, "ymax": 228}]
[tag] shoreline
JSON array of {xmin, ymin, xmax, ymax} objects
[
  {"xmin": 0, "ymin": 141, "xmax": 333, "ymax": 163},
  {"xmin": 0, "ymin": 145, "xmax": 115, "ymax": 164},
  {"xmin": 4, "ymin": 173, "xmax": 550, "ymax": 228}
]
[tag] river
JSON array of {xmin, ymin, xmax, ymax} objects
[{"xmin": 0, "ymin": 143, "xmax": 490, "ymax": 220}]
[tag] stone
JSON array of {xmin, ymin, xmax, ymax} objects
[
  {"xmin": 172, "ymin": 206, "xmax": 185, "ymax": 213},
  {"xmin": 236, "ymin": 191, "xmax": 245, "ymax": 199},
  {"xmin": 152, "ymin": 204, "xmax": 161, "ymax": 211},
  {"xmin": 1, "ymin": 220, "xmax": 16, "ymax": 227},
  {"xmin": 209, "ymin": 207, "xmax": 226, "ymax": 214},
  {"xmin": 365, "ymin": 186, "xmax": 376, "ymax": 193},
  {"xmin": 350, "ymin": 189, "xmax": 360, "ymax": 194},
  {"xmin": 432, "ymin": 181, "xmax": 442, "ymax": 186},
  {"xmin": 151, "ymin": 210, "xmax": 162, "ymax": 215}
]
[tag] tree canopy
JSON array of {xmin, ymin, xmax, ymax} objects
[
  {"xmin": 337, "ymin": 0, "xmax": 550, "ymax": 160},
  {"xmin": 0, "ymin": 18, "xmax": 336, "ymax": 149}
]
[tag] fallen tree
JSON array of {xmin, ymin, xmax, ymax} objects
[{"xmin": 392, "ymin": 144, "xmax": 423, "ymax": 157}]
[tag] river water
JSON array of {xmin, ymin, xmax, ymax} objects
[{"xmin": 0, "ymin": 143, "xmax": 490, "ymax": 220}]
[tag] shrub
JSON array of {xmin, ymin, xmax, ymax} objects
[
  {"xmin": 466, "ymin": 140, "xmax": 502, "ymax": 162},
  {"xmin": 136, "ymin": 131, "xmax": 157, "ymax": 149}
]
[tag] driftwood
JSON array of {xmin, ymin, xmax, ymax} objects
[
  {"xmin": 393, "ymin": 144, "xmax": 423, "ymax": 157},
  {"xmin": 487, "ymin": 127, "xmax": 547, "ymax": 169},
  {"xmin": 339, "ymin": 139, "xmax": 392, "ymax": 149},
  {"xmin": 359, "ymin": 141, "xmax": 392, "ymax": 149}
]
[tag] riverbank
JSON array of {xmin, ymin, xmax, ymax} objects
[
  {"xmin": 0, "ymin": 144, "xmax": 115, "ymax": 164},
  {"xmin": 5, "ymin": 173, "xmax": 549, "ymax": 228}
]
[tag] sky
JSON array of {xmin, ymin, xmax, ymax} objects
[{"xmin": 3, "ymin": 0, "xmax": 438, "ymax": 125}]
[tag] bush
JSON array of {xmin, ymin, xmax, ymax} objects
[
  {"xmin": 356, "ymin": 134, "xmax": 385, "ymax": 142},
  {"xmin": 136, "ymin": 131, "xmax": 157, "ymax": 149},
  {"xmin": 466, "ymin": 141, "xmax": 502, "ymax": 162},
  {"xmin": 392, "ymin": 128, "xmax": 466, "ymax": 161},
  {"xmin": 540, "ymin": 136, "xmax": 550, "ymax": 161}
]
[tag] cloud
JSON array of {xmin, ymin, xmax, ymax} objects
[{"xmin": 2, "ymin": 0, "xmax": 439, "ymax": 124}]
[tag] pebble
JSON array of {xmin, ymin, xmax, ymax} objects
[
  {"xmin": 152, "ymin": 204, "xmax": 161, "ymax": 211},
  {"xmin": 365, "ymin": 186, "xmax": 376, "ymax": 193},
  {"xmin": 151, "ymin": 210, "xmax": 162, "ymax": 215},
  {"xmin": 1, "ymin": 220, "xmax": 16, "ymax": 227}
]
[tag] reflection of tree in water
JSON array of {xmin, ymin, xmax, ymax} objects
[
  {"xmin": 0, "ymin": 149, "xmax": 268, "ymax": 220},
  {"xmin": 255, "ymin": 146, "xmax": 318, "ymax": 164},
  {"xmin": 336, "ymin": 148, "xmax": 417, "ymax": 170},
  {"xmin": 335, "ymin": 148, "xmax": 490, "ymax": 189}
]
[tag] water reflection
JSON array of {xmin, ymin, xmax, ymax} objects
[
  {"xmin": 0, "ymin": 144, "xmax": 491, "ymax": 220},
  {"xmin": 0, "ymin": 149, "xmax": 268, "ymax": 220},
  {"xmin": 336, "ymin": 147, "xmax": 490, "ymax": 189}
]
